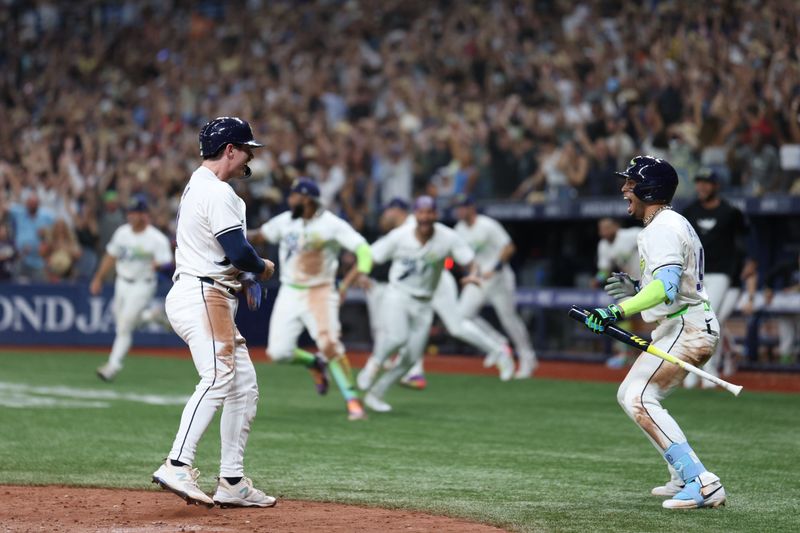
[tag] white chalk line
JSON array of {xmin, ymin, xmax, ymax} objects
[{"xmin": 0, "ymin": 381, "xmax": 189, "ymax": 409}]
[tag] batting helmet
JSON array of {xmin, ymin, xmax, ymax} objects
[
  {"xmin": 615, "ymin": 156, "xmax": 678, "ymax": 203},
  {"xmin": 199, "ymin": 117, "xmax": 264, "ymax": 158}
]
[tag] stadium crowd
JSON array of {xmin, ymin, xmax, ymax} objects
[{"xmin": 0, "ymin": 0, "xmax": 798, "ymax": 291}]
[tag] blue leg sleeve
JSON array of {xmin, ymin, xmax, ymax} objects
[{"xmin": 664, "ymin": 442, "xmax": 706, "ymax": 482}]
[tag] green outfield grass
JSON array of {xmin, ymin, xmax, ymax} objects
[{"xmin": 0, "ymin": 351, "xmax": 798, "ymax": 532}]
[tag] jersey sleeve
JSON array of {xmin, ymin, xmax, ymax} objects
[
  {"xmin": 154, "ymin": 232, "xmax": 173, "ymax": 265},
  {"xmin": 597, "ymin": 240, "xmax": 612, "ymax": 272},
  {"xmin": 208, "ymin": 186, "xmax": 245, "ymax": 238},
  {"xmin": 450, "ymin": 231, "xmax": 475, "ymax": 266},
  {"xmin": 259, "ymin": 214, "xmax": 283, "ymax": 243},
  {"xmin": 333, "ymin": 217, "xmax": 367, "ymax": 252},
  {"xmin": 642, "ymin": 224, "xmax": 684, "ymax": 273},
  {"xmin": 370, "ymin": 231, "xmax": 398, "ymax": 265},
  {"xmin": 105, "ymin": 227, "xmax": 124, "ymax": 257},
  {"xmin": 486, "ymin": 218, "xmax": 512, "ymax": 247}
]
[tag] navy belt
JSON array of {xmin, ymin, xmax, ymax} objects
[{"xmin": 120, "ymin": 276, "xmax": 154, "ymax": 283}]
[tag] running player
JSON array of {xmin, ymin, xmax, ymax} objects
[
  {"xmin": 152, "ymin": 116, "xmax": 276, "ymax": 508},
  {"xmin": 454, "ymin": 195, "xmax": 538, "ymax": 378},
  {"xmin": 586, "ymin": 156, "xmax": 726, "ymax": 509},
  {"xmin": 91, "ymin": 195, "xmax": 173, "ymax": 381},
  {"xmin": 358, "ymin": 196, "xmax": 478, "ymax": 413},
  {"xmin": 250, "ymin": 178, "xmax": 370, "ymax": 421},
  {"xmin": 356, "ymin": 198, "xmax": 514, "ymax": 390}
]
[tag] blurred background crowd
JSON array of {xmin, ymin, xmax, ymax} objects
[{"xmin": 0, "ymin": 0, "xmax": 798, "ymax": 293}]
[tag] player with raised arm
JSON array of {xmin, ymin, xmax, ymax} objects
[
  {"xmin": 356, "ymin": 198, "xmax": 514, "ymax": 391},
  {"xmin": 585, "ymin": 156, "xmax": 726, "ymax": 509},
  {"xmin": 152, "ymin": 117, "xmax": 276, "ymax": 509},
  {"xmin": 91, "ymin": 195, "xmax": 173, "ymax": 381},
  {"xmin": 358, "ymin": 196, "xmax": 478, "ymax": 413},
  {"xmin": 250, "ymin": 178, "xmax": 370, "ymax": 421},
  {"xmin": 454, "ymin": 195, "xmax": 538, "ymax": 378}
]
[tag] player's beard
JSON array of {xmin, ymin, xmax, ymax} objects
[{"xmin": 291, "ymin": 203, "xmax": 304, "ymax": 219}]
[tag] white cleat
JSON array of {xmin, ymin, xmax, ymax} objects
[
  {"xmin": 651, "ymin": 479, "xmax": 685, "ymax": 497},
  {"xmin": 152, "ymin": 460, "xmax": 214, "ymax": 508},
  {"xmin": 483, "ymin": 344, "xmax": 511, "ymax": 368},
  {"xmin": 213, "ymin": 476, "xmax": 277, "ymax": 508},
  {"xmin": 497, "ymin": 351, "xmax": 515, "ymax": 381},
  {"xmin": 96, "ymin": 363, "xmax": 121, "ymax": 382},
  {"xmin": 662, "ymin": 472, "xmax": 726, "ymax": 509},
  {"xmin": 357, "ymin": 360, "xmax": 379, "ymax": 391},
  {"xmin": 514, "ymin": 357, "xmax": 538, "ymax": 379},
  {"xmin": 364, "ymin": 392, "xmax": 392, "ymax": 413}
]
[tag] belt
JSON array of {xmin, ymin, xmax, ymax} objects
[
  {"xmin": 176, "ymin": 274, "xmax": 236, "ymax": 295},
  {"xmin": 666, "ymin": 301, "xmax": 711, "ymax": 320},
  {"xmin": 120, "ymin": 276, "xmax": 155, "ymax": 283}
]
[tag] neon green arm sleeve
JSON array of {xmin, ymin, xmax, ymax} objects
[
  {"xmin": 619, "ymin": 279, "xmax": 668, "ymax": 317},
  {"xmin": 355, "ymin": 243, "xmax": 372, "ymax": 274}
]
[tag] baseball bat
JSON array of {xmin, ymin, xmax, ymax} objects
[{"xmin": 568, "ymin": 306, "xmax": 743, "ymax": 397}]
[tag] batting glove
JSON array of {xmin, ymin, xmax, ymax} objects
[
  {"xmin": 585, "ymin": 304, "xmax": 624, "ymax": 334},
  {"xmin": 604, "ymin": 272, "xmax": 640, "ymax": 300},
  {"xmin": 239, "ymin": 272, "xmax": 262, "ymax": 311}
]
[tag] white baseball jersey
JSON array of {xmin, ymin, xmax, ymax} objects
[
  {"xmin": 259, "ymin": 209, "xmax": 366, "ymax": 287},
  {"xmin": 371, "ymin": 222, "xmax": 474, "ymax": 299},
  {"xmin": 107, "ymin": 224, "xmax": 172, "ymax": 280},
  {"xmin": 598, "ymin": 227, "xmax": 641, "ymax": 278},
  {"xmin": 638, "ymin": 210, "xmax": 709, "ymax": 323},
  {"xmin": 454, "ymin": 215, "xmax": 511, "ymax": 274},
  {"xmin": 173, "ymin": 166, "xmax": 248, "ymax": 290}
]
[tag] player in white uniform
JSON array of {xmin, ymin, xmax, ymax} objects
[
  {"xmin": 356, "ymin": 198, "xmax": 514, "ymax": 390},
  {"xmin": 357, "ymin": 196, "xmax": 478, "ymax": 413},
  {"xmin": 454, "ymin": 196, "xmax": 538, "ymax": 378},
  {"xmin": 91, "ymin": 195, "xmax": 173, "ymax": 381},
  {"xmin": 586, "ymin": 156, "xmax": 726, "ymax": 509},
  {"xmin": 251, "ymin": 178, "xmax": 370, "ymax": 421},
  {"xmin": 152, "ymin": 117, "xmax": 276, "ymax": 509}
]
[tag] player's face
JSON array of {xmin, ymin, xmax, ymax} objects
[
  {"xmin": 288, "ymin": 192, "xmax": 304, "ymax": 218},
  {"xmin": 695, "ymin": 180, "xmax": 716, "ymax": 202},
  {"xmin": 621, "ymin": 178, "xmax": 644, "ymax": 219},
  {"xmin": 455, "ymin": 205, "xmax": 473, "ymax": 221},
  {"xmin": 415, "ymin": 206, "xmax": 436, "ymax": 236},
  {"xmin": 127, "ymin": 211, "xmax": 148, "ymax": 230},
  {"xmin": 231, "ymin": 144, "xmax": 254, "ymax": 177}
]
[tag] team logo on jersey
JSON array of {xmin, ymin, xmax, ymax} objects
[{"xmin": 640, "ymin": 258, "xmax": 645, "ymax": 275}]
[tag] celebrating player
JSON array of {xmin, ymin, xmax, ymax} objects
[
  {"xmin": 90, "ymin": 195, "xmax": 173, "ymax": 381},
  {"xmin": 251, "ymin": 178, "xmax": 370, "ymax": 421},
  {"xmin": 359, "ymin": 196, "xmax": 478, "ymax": 413},
  {"xmin": 357, "ymin": 198, "xmax": 514, "ymax": 391},
  {"xmin": 584, "ymin": 156, "xmax": 726, "ymax": 509},
  {"xmin": 152, "ymin": 117, "xmax": 276, "ymax": 509},
  {"xmin": 454, "ymin": 195, "xmax": 538, "ymax": 379}
]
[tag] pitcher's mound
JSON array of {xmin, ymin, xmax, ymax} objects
[{"xmin": 1, "ymin": 485, "xmax": 507, "ymax": 532}]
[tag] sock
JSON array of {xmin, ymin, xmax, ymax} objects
[
  {"xmin": 170, "ymin": 459, "xmax": 187, "ymax": 467},
  {"xmin": 224, "ymin": 476, "xmax": 242, "ymax": 486},
  {"xmin": 329, "ymin": 355, "xmax": 358, "ymax": 401},
  {"xmin": 292, "ymin": 348, "xmax": 317, "ymax": 367}
]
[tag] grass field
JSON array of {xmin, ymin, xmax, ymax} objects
[{"xmin": 1, "ymin": 350, "xmax": 798, "ymax": 533}]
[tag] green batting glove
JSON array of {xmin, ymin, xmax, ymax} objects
[{"xmin": 585, "ymin": 304, "xmax": 624, "ymax": 334}]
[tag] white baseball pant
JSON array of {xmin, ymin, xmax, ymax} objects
[
  {"xmin": 165, "ymin": 276, "xmax": 259, "ymax": 478},
  {"xmin": 107, "ymin": 277, "xmax": 157, "ymax": 370}
]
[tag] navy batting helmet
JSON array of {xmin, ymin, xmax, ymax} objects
[
  {"xmin": 199, "ymin": 117, "xmax": 264, "ymax": 158},
  {"xmin": 615, "ymin": 156, "xmax": 678, "ymax": 203}
]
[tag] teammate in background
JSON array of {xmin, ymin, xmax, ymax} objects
[
  {"xmin": 586, "ymin": 156, "xmax": 726, "ymax": 509},
  {"xmin": 152, "ymin": 117, "xmax": 276, "ymax": 509},
  {"xmin": 681, "ymin": 169, "xmax": 750, "ymax": 387},
  {"xmin": 358, "ymin": 196, "xmax": 478, "ymax": 413},
  {"xmin": 250, "ymin": 178, "xmax": 370, "ymax": 421},
  {"xmin": 90, "ymin": 195, "xmax": 173, "ymax": 381},
  {"xmin": 356, "ymin": 198, "xmax": 514, "ymax": 390},
  {"xmin": 595, "ymin": 217, "xmax": 641, "ymax": 368},
  {"xmin": 454, "ymin": 195, "xmax": 538, "ymax": 378}
]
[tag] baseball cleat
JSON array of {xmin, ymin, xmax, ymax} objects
[
  {"xmin": 399, "ymin": 374, "xmax": 427, "ymax": 390},
  {"xmin": 152, "ymin": 460, "xmax": 214, "ymax": 508},
  {"xmin": 213, "ymin": 476, "xmax": 276, "ymax": 508},
  {"xmin": 662, "ymin": 472, "xmax": 726, "ymax": 509},
  {"xmin": 96, "ymin": 363, "xmax": 120, "ymax": 382},
  {"xmin": 346, "ymin": 398, "xmax": 367, "ymax": 421},
  {"xmin": 514, "ymin": 358, "xmax": 538, "ymax": 379},
  {"xmin": 364, "ymin": 392, "xmax": 392, "ymax": 413},
  {"xmin": 357, "ymin": 360, "xmax": 379, "ymax": 391},
  {"xmin": 309, "ymin": 354, "xmax": 329, "ymax": 395},
  {"xmin": 497, "ymin": 351, "xmax": 515, "ymax": 381},
  {"xmin": 651, "ymin": 479, "xmax": 685, "ymax": 497},
  {"xmin": 483, "ymin": 344, "xmax": 511, "ymax": 368}
]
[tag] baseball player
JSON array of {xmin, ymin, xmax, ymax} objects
[
  {"xmin": 595, "ymin": 217, "xmax": 642, "ymax": 368},
  {"xmin": 454, "ymin": 196, "xmax": 538, "ymax": 378},
  {"xmin": 358, "ymin": 196, "xmax": 478, "ymax": 413},
  {"xmin": 356, "ymin": 198, "xmax": 514, "ymax": 391},
  {"xmin": 250, "ymin": 178, "xmax": 370, "ymax": 421},
  {"xmin": 585, "ymin": 156, "xmax": 726, "ymax": 509},
  {"xmin": 152, "ymin": 117, "xmax": 277, "ymax": 509},
  {"xmin": 90, "ymin": 195, "xmax": 173, "ymax": 381},
  {"xmin": 682, "ymin": 169, "xmax": 750, "ymax": 388}
]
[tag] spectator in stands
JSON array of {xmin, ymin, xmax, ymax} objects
[
  {"xmin": 762, "ymin": 254, "xmax": 800, "ymax": 364},
  {"xmin": 731, "ymin": 128, "xmax": 783, "ymax": 196},
  {"xmin": 0, "ymin": 223, "xmax": 16, "ymax": 281},
  {"xmin": 40, "ymin": 219, "xmax": 82, "ymax": 282},
  {"xmin": 7, "ymin": 193, "xmax": 54, "ymax": 281},
  {"xmin": 98, "ymin": 191, "xmax": 125, "ymax": 253}
]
